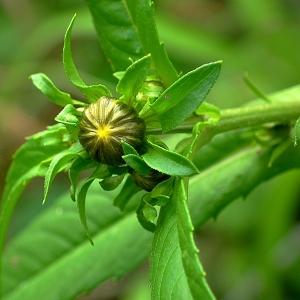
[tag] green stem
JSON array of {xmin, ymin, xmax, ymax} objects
[{"xmin": 146, "ymin": 101, "xmax": 300, "ymax": 135}]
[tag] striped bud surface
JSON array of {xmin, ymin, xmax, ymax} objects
[{"xmin": 79, "ymin": 97, "xmax": 145, "ymax": 165}]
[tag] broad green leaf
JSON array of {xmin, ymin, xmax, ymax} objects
[
  {"xmin": 85, "ymin": 0, "xmax": 144, "ymax": 71},
  {"xmin": 43, "ymin": 143, "xmax": 83, "ymax": 204},
  {"xmin": 99, "ymin": 174, "xmax": 125, "ymax": 191},
  {"xmin": 125, "ymin": 0, "xmax": 178, "ymax": 86},
  {"xmin": 142, "ymin": 139, "xmax": 199, "ymax": 176},
  {"xmin": 175, "ymin": 178, "xmax": 215, "ymax": 299},
  {"xmin": 117, "ymin": 54, "xmax": 151, "ymax": 104},
  {"xmin": 122, "ymin": 154, "xmax": 152, "ymax": 175},
  {"xmin": 113, "ymin": 176, "xmax": 141, "ymax": 211},
  {"xmin": 0, "ymin": 124, "xmax": 70, "ymax": 255},
  {"xmin": 1, "ymin": 186, "xmax": 152, "ymax": 299},
  {"xmin": 151, "ymin": 61, "xmax": 222, "ymax": 132},
  {"xmin": 63, "ymin": 14, "xmax": 110, "ymax": 102},
  {"xmin": 30, "ymin": 73, "xmax": 78, "ymax": 106}
]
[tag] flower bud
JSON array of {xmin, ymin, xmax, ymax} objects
[
  {"xmin": 79, "ymin": 97, "xmax": 145, "ymax": 165},
  {"xmin": 131, "ymin": 170, "xmax": 169, "ymax": 192}
]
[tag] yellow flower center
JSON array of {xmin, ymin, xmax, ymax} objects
[{"xmin": 96, "ymin": 125, "xmax": 111, "ymax": 139}]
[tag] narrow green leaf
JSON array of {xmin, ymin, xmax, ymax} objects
[
  {"xmin": 113, "ymin": 176, "xmax": 141, "ymax": 211},
  {"xmin": 69, "ymin": 156, "xmax": 96, "ymax": 201},
  {"xmin": 151, "ymin": 61, "xmax": 222, "ymax": 131},
  {"xmin": 142, "ymin": 140, "xmax": 199, "ymax": 176},
  {"xmin": 117, "ymin": 54, "xmax": 151, "ymax": 104},
  {"xmin": 122, "ymin": 154, "xmax": 152, "ymax": 175},
  {"xmin": 85, "ymin": 0, "xmax": 144, "ymax": 70},
  {"xmin": 77, "ymin": 178, "xmax": 95, "ymax": 245},
  {"xmin": 125, "ymin": 0, "xmax": 178, "ymax": 86},
  {"xmin": 43, "ymin": 143, "xmax": 83, "ymax": 204},
  {"xmin": 293, "ymin": 117, "xmax": 300, "ymax": 146},
  {"xmin": 30, "ymin": 73, "xmax": 78, "ymax": 106},
  {"xmin": 176, "ymin": 178, "xmax": 215, "ymax": 299},
  {"xmin": 0, "ymin": 125, "xmax": 70, "ymax": 254},
  {"xmin": 99, "ymin": 174, "xmax": 125, "ymax": 191},
  {"xmin": 63, "ymin": 14, "xmax": 110, "ymax": 101}
]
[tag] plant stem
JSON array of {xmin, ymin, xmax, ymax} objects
[{"xmin": 146, "ymin": 100, "xmax": 300, "ymax": 135}]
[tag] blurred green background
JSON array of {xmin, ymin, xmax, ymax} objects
[{"xmin": 1, "ymin": 0, "xmax": 300, "ymax": 299}]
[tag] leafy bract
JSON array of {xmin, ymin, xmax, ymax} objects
[
  {"xmin": 0, "ymin": 125, "xmax": 70, "ymax": 253},
  {"xmin": 30, "ymin": 73, "xmax": 77, "ymax": 106},
  {"xmin": 125, "ymin": 0, "xmax": 178, "ymax": 86},
  {"xmin": 117, "ymin": 54, "xmax": 151, "ymax": 104},
  {"xmin": 151, "ymin": 61, "xmax": 222, "ymax": 131},
  {"xmin": 85, "ymin": 0, "xmax": 144, "ymax": 71},
  {"xmin": 63, "ymin": 14, "xmax": 110, "ymax": 101},
  {"xmin": 43, "ymin": 143, "xmax": 83, "ymax": 204},
  {"xmin": 142, "ymin": 139, "xmax": 199, "ymax": 176}
]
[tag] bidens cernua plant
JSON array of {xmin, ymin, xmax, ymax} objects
[{"xmin": 3, "ymin": 2, "xmax": 300, "ymax": 299}]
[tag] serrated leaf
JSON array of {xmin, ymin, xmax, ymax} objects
[
  {"xmin": 55, "ymin": 104, "xmax": 81, "ymax": 135},
  {"xmin": 85, "ymin": 0, "xmax": 144, "ymax": 71},
  {"xmin": 30, "ymin": 73, "xmax": 78, "ymax": 106},
  {"xmin": 0, "ymin": 125, "xmax": 70, "ymax": 254},
  {"xmin": 122, "ymin": 154, "xmax": 152, "ymax": 175},
  {"xmin": 43, "ymin": 143, "xmax": 83, "ymax": 204},
  {"xmin": 142, "ymin": 139, "xmax": 199, "ymax": 176},
  {"xmin": 63, "ymin": 14, "xmax": 110, "ymax": 102},
  {"xmin": 151, "ymin": 61, "xmax": 222, "ymax": 131},
  {"xmin": 151, "ymin": 178, "xmax": 215, "ymax": 300},
  {"xmin": 125, "ymin": 0, "xmax": 178, "ymax": 86},
  {"xmin": 99, "ymin": 174, "xmax": 125, "ymax": 191},
  {"xmin": 113, "ymin": 176, "xmax": 141, "ymax": 211},
  {"xmin": 117, "ymin": 54, "xmax": 151, "ymax": 104},
  {"xmin": 176, "ymin": 178, "xmax": 215, "ymax": 299}
]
